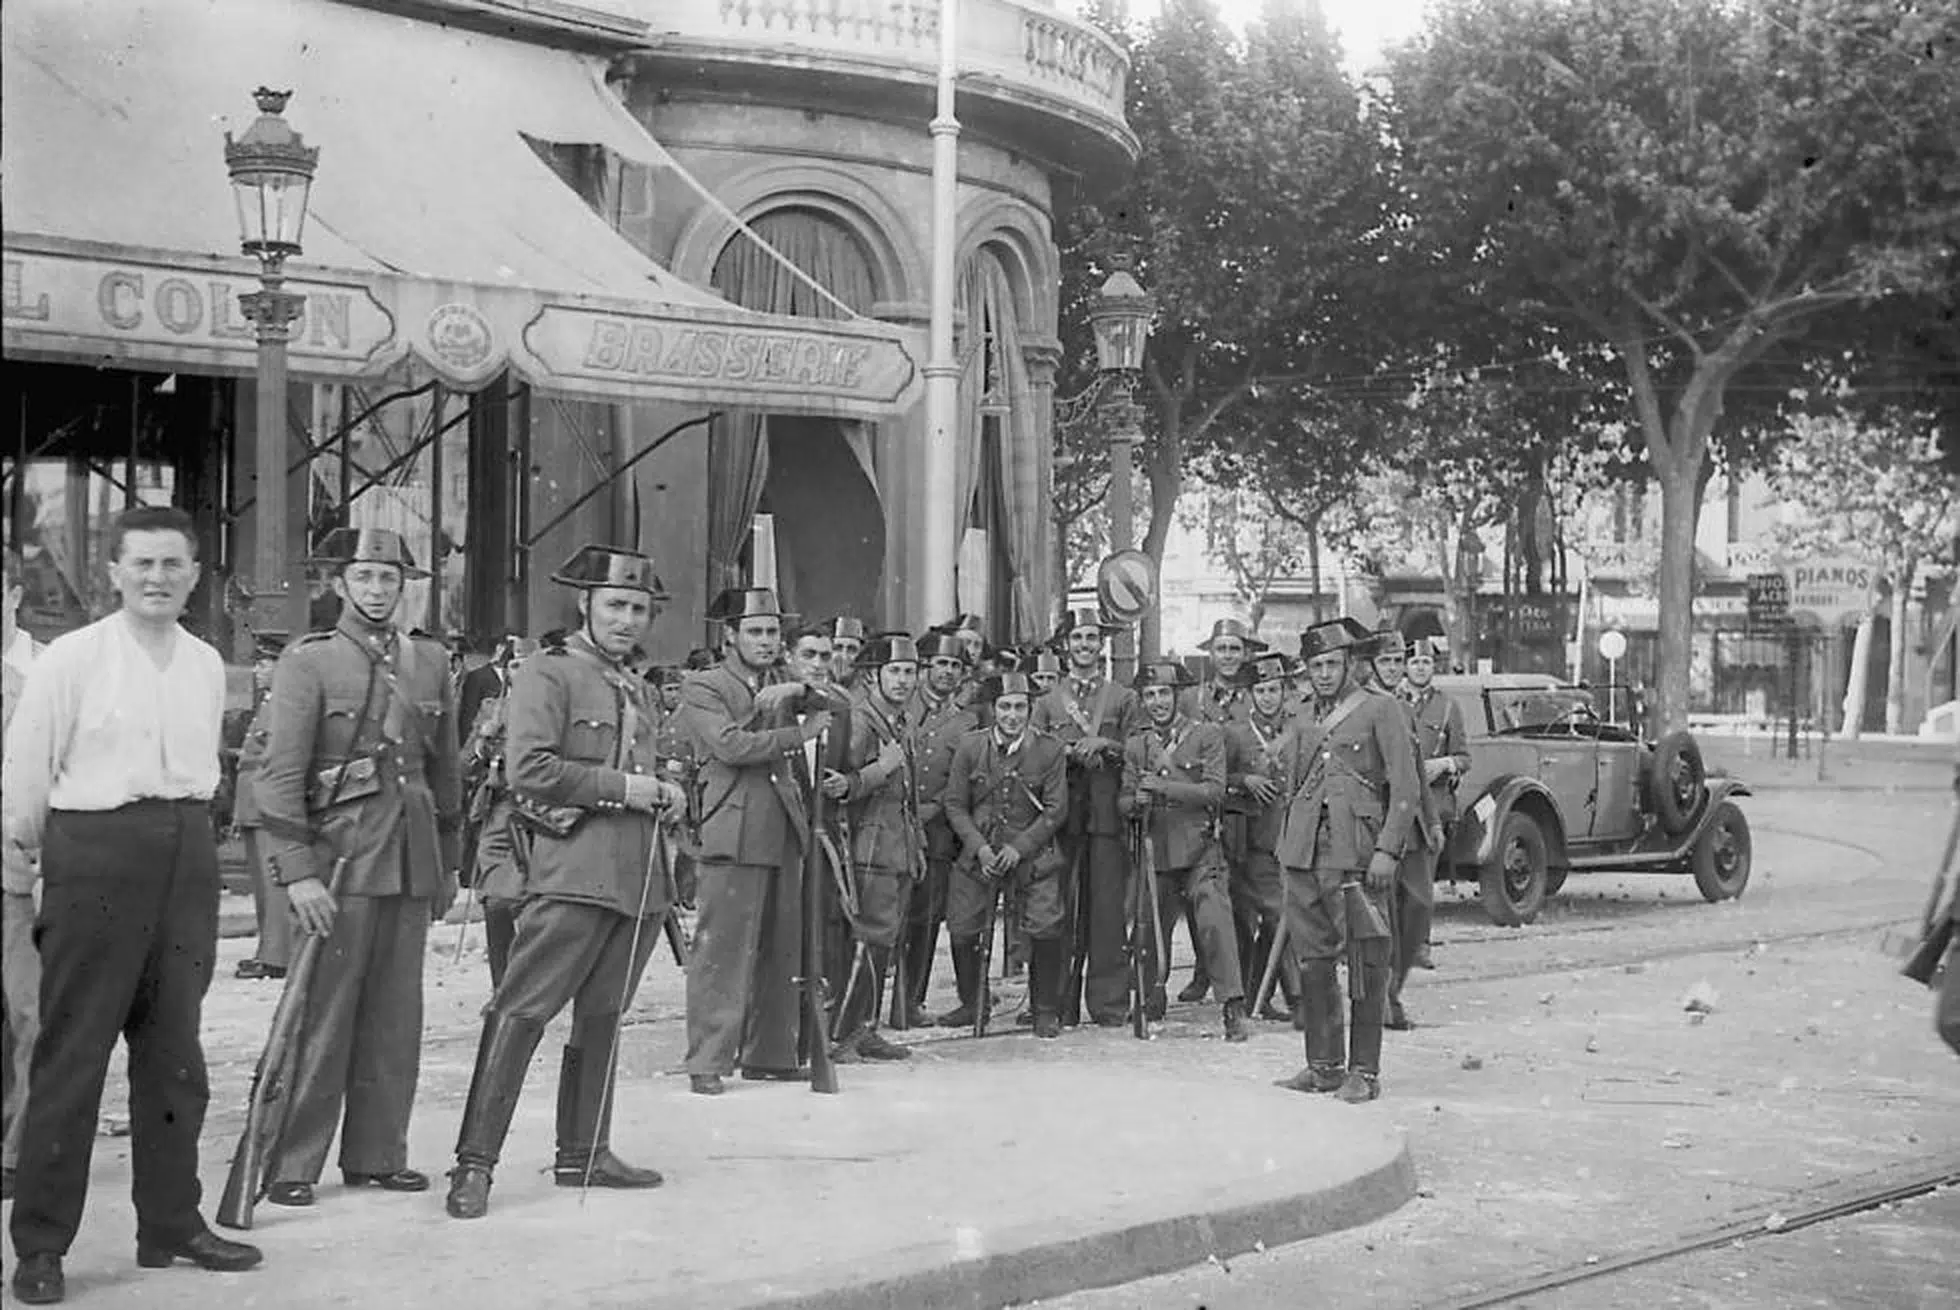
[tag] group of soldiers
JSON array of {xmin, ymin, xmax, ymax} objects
[{"xmin": 223, "ymin": 528, "xmax": 1469, "ymax": 1227}]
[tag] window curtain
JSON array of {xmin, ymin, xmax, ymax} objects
[
  {"xmin": 709, "ymin": 210, "xmax": 881, "ymax": 600},
  {"xmin": 954, "ymin": 253, "xmax": 1041, "ymax": 637}
]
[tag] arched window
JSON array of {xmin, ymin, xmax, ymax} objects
[{"xmin": 710, "ymin": 207, "xmax": 877, "ymax": 317}]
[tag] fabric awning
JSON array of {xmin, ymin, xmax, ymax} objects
[{"xmin": 1, "ymin": 0, "xmax": 920, "ymax": 419}]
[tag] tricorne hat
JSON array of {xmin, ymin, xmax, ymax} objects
[
  {"xmin": 1246, "ymin": 653, "xmax": 1296, "ymax": 685},
  {"xmin": 310, "ymin": 527, "xmax": 427, "ymax": 578},
  {"xmin": 1196, "ymin": 617, "xmax": 1270, "ymax": 653},
  {"xmin": 707, "ymin": 587, "xmax": 794, "ymax": 624},
  {"xmin": 1131, "ymin": 660, "xmax": 1197, "ymax": 691},
  {"xmin": 856, "ymin": 632, "xmax": 921, "ymax": 668},
  {"xmin": 1366, "ymin": 624, "xmax": 1408, "ymax": 660},
  {"xmin": 550, "ymin": 545, "xmax": 669, "ymax": 599},
  {"xmin": 914, "ymin": 630, "xmax": 972, "ymax": 664},
  {"xmin": 1025, "ymin": 650, "xmax": 1064, "ymax": 676},
  {"xmin": 980, "ymin": 671, "xmax": 1036, "ymax": 702},
  {"xmin": 1299, "ymin": 617, "xmax": 1373, "ymax": 661},
  {"xmin": 824, "ymin": 616, "xmax": 868, "ymax": 642},
  {"xmin": 1405, "ymin": 635, "xmax": 1448, "ymax": 661},
  {"xmin": 1056, "ymin": 607, "xmax": 1124, "ymax": 639}
]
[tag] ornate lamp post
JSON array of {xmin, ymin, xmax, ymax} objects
[
  {"xmin": 226, "ymin": 87, "xmax": 318, "ymax": 640},
  {"xmin": 1087, "ymin": 259, "xmax": 1154, "ymax": 679}
]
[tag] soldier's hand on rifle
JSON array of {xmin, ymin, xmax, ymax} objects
[
  {"xmin": 989, "ymin": 845, "xmax": 1022, "ymax": 877},
  {"xmin": 1423, "ymin": 758, "xmax": 1455, "ymax": 784},
  {"xmin": 288, "ymin": 876, "xmax": 338, "ymax": 937},
  {"xmin": 799, "ymin": 710, "xmax": 833, "ymax": 742},
  {"xmin": 820, "ymin": 767, "xmax": 851, "ymax": 800},
  {"xmin": 1243, "ymin": 774, "xmax": 1279, "ymax": 805},
  {"xmin": 756, "ymin": 680, "xmax": 805, "ymax": 712},
  {"xmin": 1365, "ymin": 849, "xmax": 1398, "ymax": 894}
]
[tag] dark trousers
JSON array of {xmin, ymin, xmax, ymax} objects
[
  {"xmin": 684, "ymin": 857, "xmax": 801, "ymax": 1076},
  {"xmin": 241, "ymin": 828, "xmax": 294, "ymax": 970},
  {"xmin": 269, "ymin": 894, "xmax": 429, "ymax": 1184},
  {"xmin": 491, "ymin": 899, "xmax": 661, "ymax": 1027},
  {"xmin": 11, "ymin": 801, "xmax": 219, "ymax": 1258},
  {"xmin": 1062, "ymin": 829, "xmax": 1131, "ymax": 1023},
  {"xmin": 1389, "ymin": 840, "xmax": 1439, "ymax": 1007},
  {"xmin": 1143, "ymin": 847, "xmax": 1245, "ymax": 1003},
  {"xmin": 1937, "ymin": 935, "xmax": 1960, "ymax": 1058}
]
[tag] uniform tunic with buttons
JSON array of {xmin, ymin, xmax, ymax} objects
[
  {"xmin": 840, "ymin": 692, "xmax": 921, "ymax": 947},
  {"xmin": 943, "ymin": 728, "xmax": 1069, "ymax": 941}
]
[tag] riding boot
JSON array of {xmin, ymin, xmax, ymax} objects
[
  {"xmin": 552, "ymin": 1014, "xmax": 662, "ymax": 1189},
  {"xmin": 831, "ymin": 945, "xmax": 873, "ymax": 1047},
  {"xmin": 1275, "ymin": 962, "xmax": 1345, "ymax": 1093},
  {"xmin": 905, "ymin": 921, "xmax": 939, "ymax": 1012},
  {"xmin": 1030, "ymin": 937, "xmax": 1064, "ymax": 1039},
  {"xmin": 1177, "ymin": 901, "xmax": 1210, "ymax": 1002},
  {"xmin": 936, "ymin": 941, "xmax": 981, "ymax": 1027},
  {"xmin": 1348, "ymin": 956, "xmax": 1390, "ymax": 1096},
  {"xmin": 447, "ymin": 1014, "xmax": 548, "ymax": 1219}
]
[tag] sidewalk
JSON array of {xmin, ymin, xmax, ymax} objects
[
  {"xmin": 1703, "ymin": 732, "xmax": 1953, "ymax": 792},
  {"xmin": 25, "ymin": 1049, "xmax": 1411, "ymax": 1310}
]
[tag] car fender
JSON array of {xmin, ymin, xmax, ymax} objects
[
  {"xmin": 1681, "ymin": 776, "xmax": 1751, "ymax": 845},
  {"xmin": 1454, "ymin": 775, "xmax": 1570, "ymax": 868}
]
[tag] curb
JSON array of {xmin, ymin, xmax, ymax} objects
[{"xmin": 730, "ymin": 1139, "xmax": 1419, "ymax": 1310}]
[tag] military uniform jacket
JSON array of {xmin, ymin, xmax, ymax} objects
[
  {"xmin": 503, "ymin": 638, "xmax": 668, "ymax": 918},
  {"xmin": 906, "ymin": 690, "xmax": 979, "ymax": 861},
  {"xmin": 1181, "ymin": 677, "xmax": 1253, "ymax": 728},
  {"xmin": 1118, "ymin": 716, "xmax": 1226, "ymax": 871},
  {"xmin": 1225, "ymin": 712, "xmax": 1296, "ymax": 853},
  {"xmin": 1031, "ymin": 676, "xmax": 1139, "ymax": 836},
  {"xmin": 1406, "ymin": 684, "xmax": 1471, "ymax": 826},
  {"xmin": 842, "ymin": 693, "xmax": 921, "ymax": 876},
  {"xmin": 1274, "ymin": 689, "xmax": 1421, "ymax": 874},
  {"xmin": 257, "ymin": 615, "xmax": 462, "ymax": 897},
  {"xmin": 944, "ymin": 728, "xmax": 1068, "ymax": 875},
  {"xmin": 232, "ymin": 694, "xmax": 274, "ymax": 829},
  {"xmin": 681, "ymin": 659, "xmax": 812, "ymax": 866}
]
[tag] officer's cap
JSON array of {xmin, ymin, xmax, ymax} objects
[
  {"xmin": 1196, "ymin": 617, "xmax": 1269, "ymax": 653},
  {"xmin": 310, "ymin": 527, "xmax": 427, "ymax": 578},
  {"xmin": 1131, "ymin": 660, "xmax": 1196, "ymax": 691},
  {"xmin": 1366, "ymin": 624, "xmax": 1408, "ymax": 660},
  {"xmin": 1299, "ymin": 617, "xmax": 1373, "ymax": 660},
  {"xmin": 649, "ymin": 664, "xmax": 684, "ymax": 688},
  {"xmin": 856, "ymin": 632, "xmax": 921, "ymax": 668},
  {"xmin": 1024, "ymin": 650, "xmax": 1063, "ymax": 676},
  {"xmin": 980, "ymin": 671, "xmax": 1036, "ymax": 703},
  {"xmin": 550, "ymin": 545, "xmax": 669, "ymax": 599},
  {"xmin": 707, "ymin": 587, "xmax": 794, "ymax": 625}
]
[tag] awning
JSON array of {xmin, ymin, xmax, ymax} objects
[{"xmin": 1, "ymin": 0, "xmax": 921, "ymax": 419}]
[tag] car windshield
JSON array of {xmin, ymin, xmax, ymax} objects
[{"xmin": 1486, "ymin": 686, "xmax": 1600, "ymax": 734}]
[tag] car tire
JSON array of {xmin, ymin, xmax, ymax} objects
[
  {"xmin": 1647, "ymin": 731, "xmax": 1706, "ymax": 836},
  {"xmin": 1691, "ymin": 801, "xmax": 1752, "ymax": 903},
  {"xmin": 1479, "ymin": 811, "xmax": 1549, "ymax": 927},
  {"xmin": 1543, "ymin": 866, "xmax": 1569, "ymax": 898}
]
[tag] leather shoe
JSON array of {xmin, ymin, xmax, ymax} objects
[
  {"xmin": 1033, "ymin": 1011, "xmax": 1062, "ymax": 1039},
  {"xmin": 136, "ymin": 1228, "xmax": 263, "ymax": 1272},
  {"xmin": 1222, "ymin": 998, "xmax": 1250, "ymax": 1044},
  {"xmin": 739, "ymin": 1065, "xmax": 802, "ymax": 1082},
  {"xmin": 1274, "ymin": 1064, "xmax": 1346, "ymax": 1094},
  {"xmin": 445, "ymin": 1164, "xmax": 492, "ymax": 1220},
  {"xmin": 934, "ymin": 1003, "xmax": 976, "ymax": 1028},
  {"xmin": 11, "ymin": 1252, "xmax": 63, "ymax": 1304},
  {"xmin": 1092, "ymin": 1013, "xmax": 1128, "ymax": 1028},
  {"xmin": 264, "ymin": 1181, "xmax": 315, "ymax": 1207},
  {"xmin": 234, "ymin": 959, "xmax": 287, "ymax": 981},
  {"xmin": 1338, "ymin": 1071, "xmax": 1382, "ymax": 1103},
  {"xmin": 1258, "ymin": 1001, "xmax": 1293, "ymax": 1023},
  {"xmin": 553, "ymin": 1148, "xmax": 662, "ymax": 1190},
  {"xmin": 343, "ymin": 1168, "xmax": 431, "ymax": 1192},
  {"xmin": 689, "ymin": 1074, "xmax": 725, "ymax": 1096},
  {"xmin": 1177, "ymin": 976, "xmax": 1210, "ymax": 1003},
  {"xmin": 855, "ymin": 1031, "xmax": 912, "ymax": 1061},
  {"xmin": 1385, "ymin": 1001, "xmax": 1415, "ymax": 1032}
]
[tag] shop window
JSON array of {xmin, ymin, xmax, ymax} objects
[{"xmin": 3, "ymin": 457, "xmax": 177, "ymax": 637}]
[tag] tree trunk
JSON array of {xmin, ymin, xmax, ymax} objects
[
  {"xmin": 1138, "ymin": 402, "xmax": 1184, "ymax": 664},
  {"xmin": 1306, "ymin": 518, "xmax": 1323, "ymax": 624},
  {"xmin": 1841, "ymin": 612, "xmax": 1876, "ymax": 740},
  {"xmin": 1651, "ymin": 459, "xmax": 1702, "ymax": 735},
  {"xmin": 1884, "ymin": 562, "xmax": 1915, "ymax": 735}
]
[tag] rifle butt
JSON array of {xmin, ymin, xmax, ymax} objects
[
  {"xmin": 214, "ymin": 1108, "xmax": 263, "ymax": 1231},
  {"xmin": 1901, "ymin": 918, "xmax": 1954, "ymax": 987}
]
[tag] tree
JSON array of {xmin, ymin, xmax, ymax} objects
[
  {"xmin": 1058, "ymin": 0, "xmax": 1395, "ymax": 657},
  {"xmin": 1769, "ymin": 412, "xmax": 1957, "ymax": 735},
  {"xmin": 1179, "ymin": 481, "xmax": 1316, "ymax": 631},
  {"xmin": 1384, "ymin": 0, "xmax": 1960, "ymax": 731}
]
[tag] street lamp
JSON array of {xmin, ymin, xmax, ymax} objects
[
  {"xmin": 1087, "ymin": 259, "xmax": 1154, "ymax": 679},
  {"xmin": 226, "ymin": 87, "xmax": 318, "ymax": 641}
]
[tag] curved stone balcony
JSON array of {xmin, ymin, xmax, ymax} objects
[{"xmin": 627, "ymin": 0, "xmax": 1137, "ymax": 184}]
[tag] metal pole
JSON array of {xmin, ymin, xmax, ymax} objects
[
  {"xmin": 920, "ymin": 0, "xmax": 961, "ymax": 627},
  {"xmin": 1105, "ymin": 378, "xmax": 1138, "ymax": 683},
  {"xmin": 241, "ymin": 256, "xmax": 306, "ymax": 639}
]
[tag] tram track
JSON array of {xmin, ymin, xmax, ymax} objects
[{"xmin": 1422, "ymin": 1158, "xmax": 1960, "ymax": 1310}]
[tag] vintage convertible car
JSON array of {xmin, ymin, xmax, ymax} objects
[{"xmin": 1431, "ymin": 674, "xmax": 1753, "ymax": 925}]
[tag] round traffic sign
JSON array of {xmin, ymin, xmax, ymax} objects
[
  {"xmin": 1096, "ymin": 549, "xmax": 1156, "ymax": 624},
  {"xmin": 1597, "ymin": 629, "xmax": 1628, "ymax": 661}
]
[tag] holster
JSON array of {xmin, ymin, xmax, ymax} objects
[{"xmin": 308, "ymin": 756, "xmax": 382, "ymax": 812}]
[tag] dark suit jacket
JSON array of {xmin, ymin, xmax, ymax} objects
[{"xmin": 681, "ymin": 659, "xmax": 811, "ymax": 866}]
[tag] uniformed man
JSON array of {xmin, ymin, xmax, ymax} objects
[
  {"xmin": 233, "ymin": 633, "xmax": 293, "ymax": 981},
  {"xmin": 1390, "ymin": 637, "xmax": 1469, "ymax": 1027},
  {"xmin": 255, "ymin": 528, "xmax": 462, "ymax": 1207},
  {"xmin": 681, "ymin": 589, "xmax": 830, "ymax": 1095},
  {"xmin": 1368, "ymin": 625, "xmax": 1407, "ymax": 696},
  {"xmin": 1025, "ymin": 650, "xmax": 1063, "ymax": 697},
  {"xmin": 650, "ymin": 666, "xmax": 699, "ymax": 910},
  {"xmin": 897, "ymin": 631, "xmax": 980, "ymax": 1024},
  {"xmin": 1273, "ymin": 617, "xmax": 1421, "ymax": 1103},
  {"xmin": 820, "ymin": 633, "xmax": 921, "ymax": 1060},
  {"xmin": 1031, "ymin": 608, "xmax": 1138, "ymax": 1026},
  {"xmin": 822, "ymin": 617, "xmax": 868, "ymax": 697},
  {"xmin": 941, "ymin": 673, "xmax": 1069, "ymax": 1036},
  {"xmin": 1119, "ymin": 662, "xmax": 1249, "ymax": 1040},
  {"xmin": 444, "ymin": 547, "xmax": 681, "ymax": 1220},
  {"xmin": 459, "ymin": 638, "xmax": 535, "ymax": 987},
  {"xmin": 1224, "ymin": 653, "xmax": 1302, "ymax": 1021},
  {"xmin": 1174, "ymin": 617, "xmax": 1268, "ymax": 1004},
  {"xmin": 782, "ymin": 625, "xmax": 850, "ymax": 1041}
]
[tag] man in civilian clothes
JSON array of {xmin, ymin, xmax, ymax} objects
[
  {"xmin": 254, "ymin": 528, "xmax": 462, "ymax": 1209},
  {"xmin": 445, "ymin": 547, "xmax": 681, "ymax": 1219},
  {"xmin": 1389, "ymin": 637, "xmax": 1469, "ymax": 1026},
  {"xmin": 3, "ymin": 546, "xmax": 45, "ymax": 1202},
  {"xmin": 1273, "ymin": 617, "xmax": 1421, "ymax": 1104},
  {"xmin": 681, "ymin": 589, "xmax": 832, "ymax": 1095},
  {"xmin": 1031, "ymin": 609, "xmax": 1138, "ymax": 1027},
  {"xmin": 5, "ymin": 506, "xmax": 260, "ymax": 1304},
  {"xmin": 899, "ymin": 631, "xmax": 980, "ymax": 1025}
]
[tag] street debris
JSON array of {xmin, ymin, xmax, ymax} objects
[
  {"xmin": 1461, "ymin": 1055, "xmax": 1484, "ymax": 1071},
  {"xmin": 1682, "ymin": 982, "xmax": 1719, "ymax": 1015}
]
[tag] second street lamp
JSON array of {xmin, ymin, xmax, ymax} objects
[
  {"xmin": 226, "ymin": 86, "xmax": 318, "ymax": 641},
  {"xmin": 1088, "ymin": 260, "xmax": 1154, "ymax": 679}
]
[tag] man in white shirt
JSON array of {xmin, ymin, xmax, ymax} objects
[
  {"xmin": 3, "ymin": 507, "xmax": 262, "ymax": 1305},
  {"xmin": 2, "ymin": 546, "xmax": 43, "ymax": 1202}
]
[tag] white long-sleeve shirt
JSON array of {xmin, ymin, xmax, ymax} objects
[{"xmin": 1, "ymin": 610, "xmax": 225, "ymax": 865}]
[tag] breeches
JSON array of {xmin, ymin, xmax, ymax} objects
[
  {"xmin": 946, "ymin": 860, "xmax": 1066, "ymax": 942},
  {"xmin": 1284, "ymin": 866, "xmax": 1391, "ymax": 967},
  {"xmin": 489, "ymin": 898, "xmax": 662, "ymax": 1027},
  {"xmin": 1145, "ymin": 846, "xmax": 1244, "ymax": 1001}
]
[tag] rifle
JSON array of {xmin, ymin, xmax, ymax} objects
[
  {"xmin": 1126, "ymin": 816, "xmax": 1150, "ymax": 1039},
  {"xmin": 217, "ymin": 855, "xmax": 349, "ymax": 1230},
  {"xmin": 800, "ymin": 706, "xmax": 850, "ymax": 1094},
  {"xmin": 973, "ymin": 824, "xmax": 1004, "ymax": 1039},
  {"xmin": 1254, "ymin": 912, "xmax": 1290, "ymax": 1016},
  {"xmin": 1137, "ymin": 804, "xmax": 1169, "ymax": 1020},
  {"xmin": 1058, "ymin": 837, "xmax": 1090, "ymax": 1026},
  {"xmin": 1902, "ymin": 796, "xmax": 1959, "ymax": 987}
]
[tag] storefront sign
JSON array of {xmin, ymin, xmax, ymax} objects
[
  {"xmin": 3, "ymin": 248, "xmax": 395, "ymax": 368},
  {"xmin": 1595, "ymin": 592, "xmax": 1748, "ymax": 629},
  {"xmin": 1785, "ymin": 555, "xmax": 1876, "ymax": 626}
]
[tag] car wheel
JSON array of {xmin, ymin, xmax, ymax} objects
[
  {"xmin": 1479, "ymin": 812, "xmax": 1549, "ymax": 927},
  {"xmin": 1691, "ymin": 801, "xmax": 1752, "ymax": 902},
  {"xmin": 1647, "ymin": 731, "xmax": 1706, "ymax": 836},
  {"xmin": 1544, "ymin": 866, "xmax": 1569, "ymax": 897}
]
